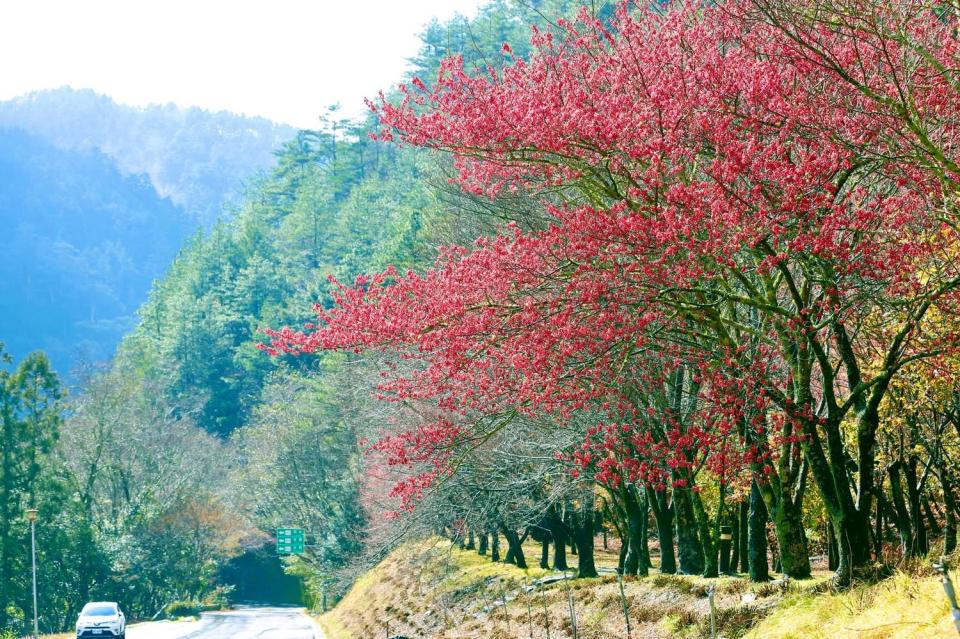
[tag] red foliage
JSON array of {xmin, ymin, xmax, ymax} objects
[{"xmin": 265, "ymin": 1, "xmax": 960, "ymax": 507}]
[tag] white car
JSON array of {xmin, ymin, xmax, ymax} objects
[{"xmin": 76, "ymin": 601, "xmax": 126, "ymax": 639}]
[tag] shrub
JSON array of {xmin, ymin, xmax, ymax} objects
[{"xmin": 165, "ymin": 600, "xmax": 201, "ymax": 619}]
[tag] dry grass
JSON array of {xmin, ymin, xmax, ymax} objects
[
  {"xmin": 743, "ymin": 571, "xmax": 956, "ymax": 639},
  {"xmin": 320, "ymin": 537, "xmax": 952, "ymax": 639},
  {"xmin": 317, "ymin": 536, "xmax": 831, "ymax": 639}
]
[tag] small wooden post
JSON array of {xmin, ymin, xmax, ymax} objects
[
  {"xmin": 707, "ymin": 584, "xmax": 716, "ymax": 639},
  {"xmin": 499, "ymin": 582, "xmax": 512, "ymax": 632},
  {"xmin": 539, "ymin": 579, "xmax": 551, "ymax": 639},
  {"xmin": 564, "ymin": 572, "xmax": 578, "ymax": 639},
  {"xmin": 526, "ymin": 582, "xmax": 534, "ymax": 639},
  {"xmin": 935, "ymin": 556, "xmax": 960, "ymax": 635},
  {"xmin": 618, "ymin": 569, "xmax": 632, "ymax": 639}
]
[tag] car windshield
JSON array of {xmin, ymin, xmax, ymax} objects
[{"xmin": 82, "ymin": 605, "xmax": 116, "ymax": 617}]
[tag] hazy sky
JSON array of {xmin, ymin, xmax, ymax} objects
[{"xmin": 0, "ymin": 0, "xmax": 484, "ymax": 128}]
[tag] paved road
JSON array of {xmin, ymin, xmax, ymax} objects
[{"xmin": 126, "ymin": 607, "xmax": 322, "ymax": 639}]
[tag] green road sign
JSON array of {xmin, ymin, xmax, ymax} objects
[{"xmin": 276, "ymin": 527, "xmax": 305, "ymax": 555}]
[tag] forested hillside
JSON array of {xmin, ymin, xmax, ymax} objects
[
  {"xmin": 0, "ymin": 88, "xmax": 295, "ymax": 225},
  {"xmin": 0, "ymin": 128, "xmax": 192, "ymax": 370}
]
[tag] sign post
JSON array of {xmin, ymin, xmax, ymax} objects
[{"xmin": 276, "ymin": 527, "xmax": 305, "ymax": 555}]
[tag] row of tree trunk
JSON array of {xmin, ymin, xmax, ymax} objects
[{"xmin": 451, "ymin": 461, "xmax": 959, "ymax": 583}]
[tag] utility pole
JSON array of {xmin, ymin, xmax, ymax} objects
[{"xmin": 26, "ymin": 508, "xmax": 38, "ymax": 639}]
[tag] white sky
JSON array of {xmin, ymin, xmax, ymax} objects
[{"xmin": 0, "ymin": 0, "xmax": 484, "ymax": 128}]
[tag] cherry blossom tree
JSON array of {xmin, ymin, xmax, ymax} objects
[{"xmin": 267, "ymin": 0, "xmax": 960, "ymax": 582}]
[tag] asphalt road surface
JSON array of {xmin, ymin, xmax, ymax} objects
[{"xmin": 126, "ymin": 607, "xmax": 323, "ymax": 639}]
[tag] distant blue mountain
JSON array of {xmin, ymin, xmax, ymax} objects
[
  {"xmin": 0, "ymin": 127, "xmax": 195, "ymax": 372},
  {"xmin": 0, "ymin": 89, "xmax": 297, "ymax": 373},
  {"xmin": 0, "ymin": 88, "xmax": 297, "ymax": 226}
]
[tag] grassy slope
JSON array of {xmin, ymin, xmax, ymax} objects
[
  {"xmin": 744, "ymin": 572, "xmax": 954, "ymax": 639},
  {"xmin": 318, "ymin": 538, "xmax": 955, "ymax": 639}
]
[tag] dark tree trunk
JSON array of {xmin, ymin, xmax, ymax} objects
[
  {"xmin": 738, "ymin": 500, "xmax": 749, "ymax": 573},
  {"xmin": 501, "ymin": 526, "xmax": 528, "ymax": 569},
  {"xmin": 828, "ymin": 519, "xmax": 840, "ymax": 571},
  {"xmin": 748, "ymin": 482, "xmax": 769, "ymax": 582},
  {"xmin": 571, "ymin": 510, "xmax": 598, "ymax": 578},
  {"xmin": 768, "ymin": 492, "xmax": 811, "ymax": 579},
  {"xmin": 466, "ymin": 529, "xmax": 476, "ymax": 550},
  {"xmin": 674, "ymin": 487, "xmax": 704, "ymax": 575},
  {"xmin": 942, "ymin": 473, "xmax": 958, "ymax": 555},
  {"xmin": 540, "ymin": 535, "xmax": 550, "ymax": 569},
  {"xmin": 623, "ymin": 485, "xmax": 648, "ymax": 576},
  {"xmin": 548, "ymin": 506, "xmax": 569, "ymax": 571},
  {"xmin": 648, "ymin": 486, "xmax": 677, "ymax": 574},
  {"xmin": 491, "ymin": 531, "xmax": 501, "ymax": 562},
  {"xmin": 689, "ymin": 485, "xmax": 720, "ymax": 578},
  {"xmin": 902, "ymin": 459, "xmax": 928, "ymax": 556},
  {"xmin": 478, "ymin": 531, "xmax": 488, "ymax": 556},
  {"xmin": 872, "ymin": 491, "xmax": 884, "ymax": 563},
  {"xmin": 640, "ymin": 492, "xmax": 653, "ymax": 570},
  {"xmin": 749, "ymin": 453, "xmax": 812, "ymax": 579},
  {"xmin": 798, "ymin": 413, "xmax": 874, "ymax": 582},
  {"xmin": 888, "ymin": 462, "xmax": 915, "ymax": 557},
  {"xmin": 730, "ymin": 508, "xmax": 741, "ymax": 574}
]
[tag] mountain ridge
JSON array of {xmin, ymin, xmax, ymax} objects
[{"xmin": 0, "ymin": 87, "xmax": 297, "ymax": 226}]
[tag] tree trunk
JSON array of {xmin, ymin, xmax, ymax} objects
[
  {"xmin": 768, "ymin": 493, "xmax": 811, "ymax": 578},
  {"xmin": 647, "ymin": 486, "xmax": 677, "ymax": 574},
  {"xmin": 888, "ymin": 462, "xmax": 914, "ymax": 557},
  {"xmin": 902, "ymin": 459, "xmax": 928, "ymax": 556},
  {"xmin": 872, "ymin": 492, "xmax": 883, "ymax": 563},
  {"xmin": 748, "ymin": 482, "xmax": 769, "ymax": 582},
  {"xmin": 730, "ymin": 508, "xmax": 741, "ymax": 574},
  {"xmin": 828, "ymin": 519, "xmax": 840, "ymax": 570},
  {"xmin": 749, "ymin": 445, "xmax": 811, "ymax": 579},
  {"xmin": 501, "ymin": 526, "xmax": 528, "ymax": 569},
  {"xmin": 674, "ymin": 486, "xmax": 704, "ymax": 575},
  {"xmin": 548, "ymin": 506, "xmax": 568, "ymax": 571},
  {"xmin": 466, "ymin": 529, "xmax": 476, "ymax": 550},
  {"xmin": 689, "ymin": 485, "xmax": 719, "ymax": 578},
  {"xmin": 943, "ymin": 473, "xmax": 958, "ymax": 555},
  {"xmin": 571, "ymin": 510, "xmax": 598, "ymax": 578},
  {"xmin": 491, "ymin": 531, "xmax": 501, "ymax": 562},
  {"xmin": 798, "ymin": 414, "xmax": 873, "ymax": 582},
  {"xmin": 739, "ymin": 500, "xmax": 749, "ymax": 573},
  {"xmin": 478, "ymin": 531, "xmax": 488, "ymax": 556},
  {"xmin": 540, "ymin": 535, "xmax": 550, "ymax": 569},
  {"xmin": 623, "ymin": 485, "xmax": 648, "ymax": 576},
  {"xmin": 640, "ymin": 492, "xmax": 653, "ymax": 570}
]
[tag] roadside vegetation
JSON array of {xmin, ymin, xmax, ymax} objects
[{"xmin": 319, "ymin": 538, "xmax": 954, "ymax": 639}]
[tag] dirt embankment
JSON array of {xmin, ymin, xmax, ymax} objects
[{"xmin": 317, "ymin": 537, "xmax": 954, "ymax": 639}]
